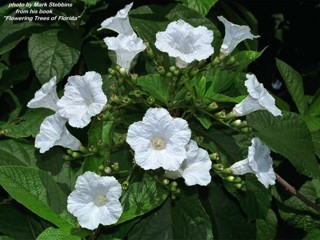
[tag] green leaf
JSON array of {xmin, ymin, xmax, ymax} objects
[
  {"xmin": 0, "ymin": 166, "xmax": 73, "ymax": 228},
  {"xmin": 0, "ymin": 203, "xmax": 45, "ymax": 239},
  {"xmin": 239, "ymin": 175, "xmax": 272, "ymax": 219},
  {"xmin": 311, "ymin": 131, "xmax": 320, "ymax": 158},
  {"xmin": 0, "ymin": 108, "xmax": 52, "ymax": 138},
  {"xmin": 193, "ymin": 75, "xmax": 207, "ymax": 100},
  {"xmin": 118, "ymin": 173, "xmax": 168, "ymax": 224},
  {"xmin": 0, "ymin": 237, "xmax": 15, "ymax": 240},
  {"xmin": 28, "ymin": 29, "xmax": 82, "ymax": 84},
  {"xmin": 195, "ymin": 115, "xmax": 212, "ymax": 129},
  {"xmin": 307, "ymin": 89, "xmax": 320, "ymax": 117},
  {"xmin": 205, "ymin": 93, "xmax": 245, "ymax": 103},
  {"xmin": 304, "ymin": 229, "xmax": 320, "ymax": 240},
  {"xmin": 79, "ymin": 0, "xmax": 100, "ymax": 5},
  {"xmin": 247, "ymin": 111, "xmax": 320, "ymax": 178},
  {"xmin": 36, "ymin": 227, "xmax": 90, "ymax": 240},
  {"xmin": 0, "ymin": 139, "xmax": 36, "ymax": 166},
  {"xmin": 204, "ymin": 69, "xmax": 238, "ymax": 94},
  {"xmin": 276, "ymin": 58, "xmax": 307, "ymax": 114},
  {"xmin": 137, "ymin": 74, "xmax": 169, "ymax": 104},
  {"xmin": 256, "ymin": 209, "xmax": 277, "ymax": 240},
  {"xmin": 233, "ymin": 49, "xmax": 264, "ymax": 72},
  {"xmin": 177, "ymin": 0, "xmax": 218, "ymax": 16},
  {"xmin": 1, "ymin": 61, "xmax": 33, "ymax": 88},
  {"xmin": 207, "ymin": 181, "xmax": 256, "ymax": 239},
  {"xmin": 98, "ymin": 219, "xmax": 139, "ymax": 240},
  {"xmin": 301, "ymin": 115, "xmax": 320, "ymax": 132},
  {"xmin": 279, "ymin": 179, "xmax": 320, "ymax": 232},
  {"xmin": 127, "ymin": 200, "xmax": 173, "ymax": 240},
  {"xmin": 0, "ymin": 36, "xmax": 24, "ymax": 55},
  {"xmin": 171, "ymin": 189, "xmax": 213, "ymax": 240}
]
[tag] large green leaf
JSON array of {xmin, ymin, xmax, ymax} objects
[
  {"xmin": 118, "ymin": 173, "xmax": 168, "ymax": 224},
  {"xmin": 256, "ymin": 209, "xmax": 277, "ymax": 240},
  {"xmin": 36, "ymin": 227, "xmax": 90, "ymax": 240},
  {"xmin": 247, "ymin": 111, "xmax": 320, "ymax": 178},
  {"xmin": 311, "ymin": 131, "xmax": 320, "ymax": 158},
  {"xmin": 136, "ymin": 74, "xmax": 169, "ymax": 104},
  {"xmin": 279, "ymin": 179, "xmax": 320, "ymax": 232},
  {"xmin": 0, "ymin": 108, "xmax": 52, "ymax": 138},
  {"xmin": 0, "ymin": 203, "xmax": 45, "ymax": 239},
  {"xmin": 276, "ymin": 58, "xmax": 307, "ymax": 114},
  {"xmin": 307, "ymin": 89, "xmax": 320, "ymax": 117},
  {"xmin": 233, "ymin": 50, "xmax": 264, "ymax": 72},
  {"xmin": 28, "ymin": 29, "xmax": 82, "ymax": 84},
  {"xmin": 0, "ymin": 166, "xmax": 73, "ymax": 228},
  {"xmin": 177, "ymin": 0, "xmax": 218, "ymax": 16},
  {"xmin": 171, "ymin": 189, "xmax": 213, "ymax": 240},
  {"xmin": 304, "ymin": 229, "xmax": 320, "ymax": 240},
  {"xmin": 207, "ymin": 181, "xmax": 256, "ymax": 239}
]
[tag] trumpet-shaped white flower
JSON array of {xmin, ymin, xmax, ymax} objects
[
  {"xmin": 155, "ymin": 19, "xmax": 214, "ymax": 68},
  {"xmin": 57, "ymin": 71, "xmax": 108, "ymax": 128},
  {"xmin": 218, "ymin": 16, "xmax": 259, "ymax": 56},
  {"xmin": 67, "ymin": 172, "xmax": 123, "ymax": 230},
  {"xmin": 99, "ymin": 2, "xmax": 134, "ymax": 35},
  {"xmin": 35, "ymin": 114, "xmax": 81, "ymax": 153},
  {"xmin": 27, "ymin": 76, "xmax": 59, "ymax": 111},
  {"xmin": 233, "ymin": 74, "xmax": 282, "ymax": 117},
  {"xmin": 230, "ymin": 137, "xmax": 276, "ymax": 188},
  {"xmin": 126, "ymin": 108, "xmax": 191, "ymax": 171},
  {"xmin": 104, "ymin": 34, "xmax": 146, "ymax": 72},
  {"xmin": 165, "ymin": 140, "xmax": 212, "ymax": 186}
]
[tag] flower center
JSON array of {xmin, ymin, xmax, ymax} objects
[
  {"xmin": 94, "ymin": 194, "xmax": 107, "ymax": 207},
  {"xmin": 151, "ymin": 136, "xmax": 166, "ymax": 150}
]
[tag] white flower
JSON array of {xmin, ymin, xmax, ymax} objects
[
  {"xmin": 67, "ymin": 171, "xmax": 123, "ymax": 230},
  {"xmin": 155, "ymin": 19, "xmax": 214, "ymax": 68},
  {"xmin": 165, "ymin": 140, "xmax": 211, "ymax": 186},
  {"xmin": 99, "ymin": 2, "xmax": 134, "ymax": 35},
  {"xmin": 233, "ymin": 73, "xmax": 282, "ymax": 117},
  {"xmin": 35, "ymin": 114, "xmax": 81, "ymax": 153},
  {"xmin": 230, "ymin": 137, "xmax": 276, "ymax": 188},
  {"xmin": 126, "ymin": 108, "xmax": 191, "ymax": 171},
  {"xmin": 27, "ymin": 76, "xmax": 59, "ymax": 111},
  {"xmin": 57, "ymin": 71, "xmax": 108, "ymax": 128},
  {"xmin": 104, "ymin": 34, "xmax": 146, "ymax": 72},
  {"xmin": 218, "ymin": 16, "xmax": 259, "ymax": 56}
]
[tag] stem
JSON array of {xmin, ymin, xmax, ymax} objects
[{"xmin": 276, "ymin": 173, "xmax": 320, "ymax": 213}]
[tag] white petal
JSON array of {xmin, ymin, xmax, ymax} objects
[
  {"xmin": 99, "ymin": 2, "xmax": 134, "ymax": 35},
  {"xmin": 218, "ymin": 16, "xmax": 259, "ymax": 56},
  {"xmin": 104, "ymin": 34, "xmax": 146, "ymax": 72},
  {"xmin": 67, "ymin": 172, "xmax": 123, "ymax": 230},
  {"xmin": 230, "ymin": 158, "xmax": 253, "ymax": 175},
  {"xmin": 27, "ymin": 76, "xmax": 59, "ymax": 111},
  {"xmin": 155, "ymin": 19, "xmax": 214, "ymax": 68},
  {"xmin": 165, "ymin": 169, "xmax": 182, "ymax": 180},
  {"xmin": 35, "ymin": 114, "xmax": 81, "ymax": 153},
  {"xmin": 126, "ymin": 108, "xmax": 191, "ymax": 171},
  {"xmin": 233, "ymin": 74, "xmax": 282, "ymax": 116},
  {"xmin": 57, "ymin": 71, "xmax": 107, "ymax": 128}
]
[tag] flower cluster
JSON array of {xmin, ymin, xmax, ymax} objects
[
  {"xmin": 100, "ymin": 2, "xmax": 146, "ymax": 73},
  {"xmin": 28, "ymin": 71, "xmax": 107, "ymax": 153},
  {"xmin": 126, "ymin": 108, "xmax": 212, "ymax": 186}
]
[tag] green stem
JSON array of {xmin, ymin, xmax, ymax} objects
[{"xmin": 4, "ymin": 89, "xmax": 21, "ymax": 109}]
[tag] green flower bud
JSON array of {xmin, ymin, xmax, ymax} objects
[
  {"xmin": 240, "ymin": 127, "xmax": 250, "ymax": 133},
  {"xmin": 169, "ymin": 66, "xmax": 177, "ymax": 72},
  {"xmin": 212, "ymin": 163, "xmax": 223, "ymax": 171},
  {"xmin": 111, "ymin": 162, "xmax": 119, "ymax": 172},
  {"xmin": 108, "ymin": 68, "xmax": 116, "ymax": 76},
  {"xmin": 157, "ymin": 66, "xmax": 166, "ymax": 75},
  {"xmin": 206, "ymin": 102, "xmax": 218, "ymax": 111},
  {"xmin": 226, "ymin": 56, "xmax": 236, "ymax": 65},
  {"xmin": 89, "ymin": 146, "xmax": 98, "ymax": 153},
  {"xmin": 230, "ymin": 119, "xmax": 242, "ymax": 127},
  {"xmin": 240, "ymin": 120, "xmax": 248, "ymax": 127},
  {"xmin": 131, "ymin": 73, "xmax": 138, "ymax": 84},
  {"xmin": 162, "ymin": 179, "xmax": 170, "ymax": 186},
  {"xmin": 234, "ymin": 183, "xmax": 242, "ymax": 189},
  {"xmin": 222, "ymin": 168, "xmax": 232, "ymax": 174},
  {"xmin": 225, "ymin": 176, "xmax": 235, "ymax": 182},
  {"xmin": 110, "ymin": 94, "xmax": 121, "ymax": 104},
  {"xmin": 147, "ymin": 96, "xmax": 155, "ymax": 105},
  {"xmin": 146, "ymin": 47, "xmax": 154, "ymax": 58},
  {"xmin": 134, "ymin": 89, "xmax": 141, "ymax": 98},
  {"xmin": 224, "ymin": 111, "xmax": 235, "ymax": 120},
  {"xmin": 63, "ymin": 155, "xmax": 73, "ymax": 161},
  {"xmin": 104, "ymin": 166, "xmax": 113, "ymax": 175},
  {"xmin": 173, "ymin": 70, "xmax": 180, "ymax": 76},
  {"xmin": 194, "ymin": 98, "xmax": 202, "ymax": 108},
  {"xmin": 175, "ymin": 188, "xmax": 181, "ymax": 195},
  {"xmin": 110, "ymin": 83, "xmax": 117, "ymax": 92},
  {"xmin": 234, "ymin": 177, "xmax": 242, "ymax": 183},
  {"xmin": 214, "ymin": 111, "xmax": 226, "ymax": 119},
  {"xmin": 98, "ymin": 165, "xmax": 105, "ymax": 171},
  {"xmin": 184, "ymin": 92, "xmax": 192, "ymax": 102},
  {"xmin": 71, "ymin": 152, "xmax": 82, "ymax": 158},
  {"xmin": 209, "ymin": 153, "xmax": 219, "ymax": 161},
  {"xmin": 67, "ymin": 149, "xmax": 73, "ymax": 155},
  {"xmin": 170, "ymin": 185, "xmax": 177, "ymax": 192},
  {"xmin": 170, "ymin": 181, "xmax": 178, "ymax": 187},
  {"xmin": 166, "ymin": 72, "xmax": 173, "ymax": 78},
  {"xmin": 79, "ymin": 145, "xmax": 88, "ymax": 153},
  {"xmin": 122, "ymin": 181, "xmax": 129, "ymax": 190},
  {"xmin": 122, "ymin": 96, "xmax": 131, "ymax": 105}
]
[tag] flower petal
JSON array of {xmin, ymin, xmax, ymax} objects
[
  {"xmin": 27, "ymin": 76, "xmax": 59, "ymax": 111},
  {"xmin": 57, "ymin": 71, "xmax": 107, "ymax": 128}
]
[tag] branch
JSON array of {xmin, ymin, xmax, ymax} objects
[{"xmin": 276, "ymin": 173, "xmax": 320, "ymax": 213}]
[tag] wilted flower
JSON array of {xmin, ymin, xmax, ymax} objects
[
  {"xmin": 27, "ymin": 76, "xmax": 59, "ymax": 111},
  {"xmin": 155, "ymin": 19, "xmax": 214, "ymax": 68},
  {"xmin": 165, "ymin": 140, "xmax": 212, "ymax": 186},
  {"xmin": 126, "ymin": 108, "xmax": 191, "ymax": 171},
  {"xmin": 230, "ymin": 137, "xmax": 276, "ymax": 188},
  {"xmin": 35, "ymin": 114, "xmax": 81, "ymax": 153},
  {"xmin": 218, "ymin": 16, "xmax": 259, "ymax": 56},
  {"xmin": 57, "ymin": 71, "xmax": 108, "ymax": 128},
  {"xmin": 233, "ymin": 73, "xmax": 282, "ymax": 117},
  {"xmin": 104, "ymin": 34, "xmax": 146, "ymax": 72},
  {"xmin": 99, "ymin": 2, "xmax": 134, "ymax": 35},
  {"xmin": 67, "ymin": 171, "xmax": 123, "ymax": 230}
]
